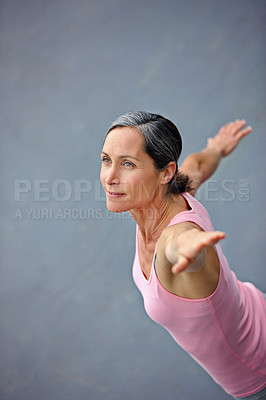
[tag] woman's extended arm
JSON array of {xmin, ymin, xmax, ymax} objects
[
  {"xmin": 155, "ymin": 120, "xmax": 251, "ymax": 298},
  {"xmin": 179, "ymin": 119, "xmax": 252, "ymax": 196}
]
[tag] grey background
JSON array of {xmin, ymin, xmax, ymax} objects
[{"xmin": 0, "ymin": 0, "xmax": 265, "ymax": 399}]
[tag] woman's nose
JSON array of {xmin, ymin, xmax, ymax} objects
[{"xmin": 105, "ymin": 165, "xmax": 119, "ymax": 185}]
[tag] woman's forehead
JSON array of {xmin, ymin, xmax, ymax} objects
[{"xmin": 103, "ymin": 126, "xmax": 144, "ymax": 154}]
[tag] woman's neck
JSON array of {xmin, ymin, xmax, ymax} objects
[{"xmin": 130, "ymin": 193, "xmax": 180, "ymax": 245}]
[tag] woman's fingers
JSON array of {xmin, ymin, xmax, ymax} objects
[
  {"xmin": 221, "ymin": 120, "xmax": 251, "ymax": 138},
  {"xmin": 207, "ymin": 119, "xmax": 251, "ymax": 158},
  {"xmin": 236, "ymin": 125, "xmax": 252, "ymax": 139},
  {"xmin": 230, "ymin": 120, "xmax": 252, "ymax": 139},
  {"xmin": 172, "ymin": 254, "xmax": 190, "ymax": 274},
  {"xmin": 198, "ymin": 231, "xmax": 226, "ymax": 248},
  {"xmin": 220, "ymin": 120, "xmax": 252, "ymax": 156}
]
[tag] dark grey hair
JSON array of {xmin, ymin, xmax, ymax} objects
[{"xmin": 106, "ymin": 111, "xmax": 192, "ymax": 195}]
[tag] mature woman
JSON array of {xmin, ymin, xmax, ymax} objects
[{"xmin": 100, "ymin": 111, "xmax": 266, "ymax": 399}]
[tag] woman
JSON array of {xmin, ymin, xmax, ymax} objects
[{"xmin": 100, "ymin": 111, "xmax": 266, "ymax": 399}]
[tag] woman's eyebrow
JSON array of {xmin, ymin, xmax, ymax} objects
[{"xmin": 101, "ymin": 151, "xmax": 140, "ymax": 161}]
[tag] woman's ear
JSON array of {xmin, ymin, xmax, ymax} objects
[{"xmin": 160, "ymin": 161, "xmax": 177, "ymax": 184}]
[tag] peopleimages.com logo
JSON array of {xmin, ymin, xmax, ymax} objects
[
  {"xmin": 13, "ymin": 178, "xmax": 250, "ymax": 221},
  {"xmin": 13, "ymin": 179, "xmax": 130, "ymax": 221},
  {"xmin": 196, "ymin": 178, "xmax": 250, "ymax": 202},
  {"xmin": 14, "ymin": 179, "xmax": 105, "ymax": 202}
]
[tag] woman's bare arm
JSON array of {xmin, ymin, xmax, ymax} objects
[
  {"xmin": 155, "ymin": 120, "xmax": 251, "ymax": 298},
  {"xmin": 179, "ymin": 119, "xmax": 252, "ymax": 196}
]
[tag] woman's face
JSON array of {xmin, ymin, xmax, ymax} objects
[{"xmin": 100, "ymin": 127, "xmax": 163, "ymax": 213}]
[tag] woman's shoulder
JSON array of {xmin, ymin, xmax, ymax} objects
[{"xmin": 169, "ymin": 192, "xmax": 213, "ymax": 231}]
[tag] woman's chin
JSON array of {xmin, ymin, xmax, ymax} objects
[{"xmin": 106, "ymin": 200, "xmax": 130, "ymax": 213}]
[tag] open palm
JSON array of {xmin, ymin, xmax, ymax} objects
[{"xmin": 207, "ymin": 119, "xmax": 252, "ymax": 157}]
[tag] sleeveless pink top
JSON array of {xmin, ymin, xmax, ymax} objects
[{"xmin": 132, "ymin": 192, "xmax": 266, "ymax": 397}]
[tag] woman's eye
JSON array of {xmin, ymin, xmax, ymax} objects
[
  {"xmin": 101, "ymin": 157, "xmax": 134, "ymax": 168},
  {"xmin": 123, "ymin": 161, "xmax": 135, "ymax": 167}
]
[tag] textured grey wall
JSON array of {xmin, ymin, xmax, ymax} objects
[{"xmin": 1, "ymin": 1, "xmax": 265, "ymax": 399}]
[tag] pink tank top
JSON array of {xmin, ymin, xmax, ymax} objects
[{"xmin": 132, "ymin": 192, "xmax": 266, "ymax": 398}]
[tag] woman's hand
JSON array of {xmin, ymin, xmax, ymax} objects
[
  {"xmin": 179, "ymin": 119, "xmax": 252, "ymax": 196},
  {"xmin": 165, "ymin": 228, "xmax": 226, "ymax": 274},
  {"xmin": 206, "ymin": 119, "xmax": 252, "ymax": 158}
]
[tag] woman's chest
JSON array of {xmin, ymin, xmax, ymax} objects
[{"xmin": 138, "ymin": 240, "xmax": 156, "ymax": 280}]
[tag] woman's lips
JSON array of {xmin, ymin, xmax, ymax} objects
[{"xmin": 106, "ymin": 190, "xmax": 126, "ymax": 198}]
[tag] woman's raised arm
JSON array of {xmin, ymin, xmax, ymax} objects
[{"xmin": 179, "ymin": 119, "xmax": 252, "ymax": 196}]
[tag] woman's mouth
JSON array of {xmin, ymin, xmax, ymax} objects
[{"xmin": 106, "ymin": 190, "xmax": 126, "ymax": 198}]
